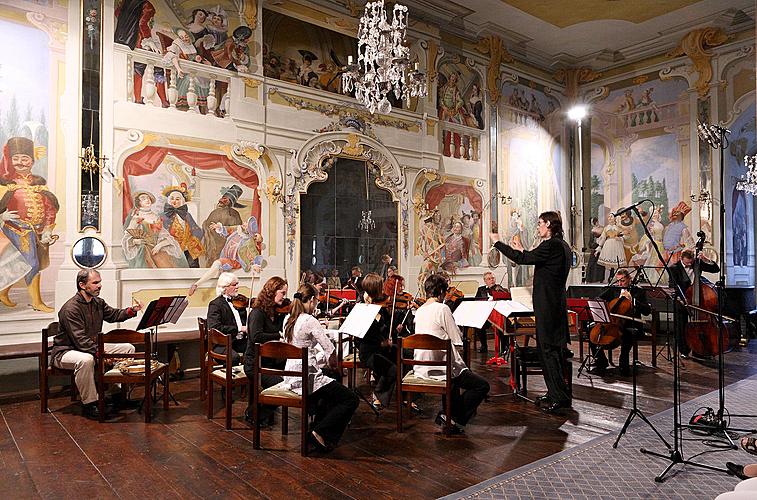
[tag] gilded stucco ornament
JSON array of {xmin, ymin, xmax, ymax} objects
[
  {"xmin": 667, "ymin": 27, "xmax": 730, "ymax": 98},
  {"xmin": 475, "ymin": 35, "xmax": 514, "ymax": 106},
  {"xmin": 553, "ymin": 67, "xmax": 603, "ymax": 100}
]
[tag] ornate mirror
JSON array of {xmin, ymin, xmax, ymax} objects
[{"xmin": 72, "ymin": 236, "xmax": 107, "ymax": 269}]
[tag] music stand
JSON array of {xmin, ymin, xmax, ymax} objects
[
  {"xmin": 338, "ymin": 303, "xmax": 382, "ymax": 416},
  {"xmin": 570, "ymin": 298, "xmax": 610, "ymax": 378},
  {"xmin": 453, "ymin": 300, "xmax": 498, "ymax": 366},
  {"xmin": 137, "ymin": 296, "xmax": 188, "ymax": 406}
]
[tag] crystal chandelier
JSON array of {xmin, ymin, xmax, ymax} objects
[
  {"xmin": 737, "ymin": 155, "xmax": 757, "ymax": 195},
  {"xmin": 342, "ymin": 0, "xmax": 428, "ymax": 114}
]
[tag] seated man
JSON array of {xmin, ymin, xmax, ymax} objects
[
  {"xmin": 474, "ymin": 271, "xmax": 508, "ymax": 353},
  {"xmin": 51, "ymin": 269, "xmax": 143, "ymax": 419},
  {"xmin": 589, "ymin": 268, "xmax": 651, "ymax": 376},
  {"xmin": 206, "ymin": 272, "xmax": 248, "ymax": 365}
]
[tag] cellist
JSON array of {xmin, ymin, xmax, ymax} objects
[
  {"xmin": 588, "ymin": 268, "xmax": 651, "ymax": 376},
  {"xmin": 667, "ymin": 248, "xmax": 719, "ymax": 357}
]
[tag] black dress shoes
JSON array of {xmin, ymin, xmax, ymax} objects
[
  {"xmin": 534, "ymin": 395, "xmax": 549, "ymax": 406},
  {"xmin": 108, "ymin": 393, "xmax": 141, "ymax": 410},
  {"xmin": 540, "ymin": 400, "xmax": 571, "ymax": 414},
  {"xmin": 82, "ymin": 402, "xmax": 112, "ymax": 420},
  {"xmin": 726, "ymin": 462, "xmax": 749, "ymax": 480}
]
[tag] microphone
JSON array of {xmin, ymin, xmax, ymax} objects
[{"xmin": 611, "ymin": 200, "xmax": 645, "ymax": 217}]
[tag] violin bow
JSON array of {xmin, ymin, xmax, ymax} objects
[
  {"xmin": 399, "ymin": 285, "xmax": 423, "ymax": 327},
  {"xmin": 247, "ymin": 271, "xmax": 259, "ymax": 317},
  {"xmin": 388, "ymin": 280, "xmax": 398, "ymax": 343}
]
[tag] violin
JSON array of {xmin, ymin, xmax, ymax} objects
[
  {"xmin": 444, "ymin": 287, "xmax": 464, "ymax": 305},
  {"xmin": 391, "ymin": 291, "xmax": 417, "ymax": 310},
  {"xmin": 684, "ymin": 231, "xmax": 725, "ymax": 357},
  {"xmin": 231, "ymin": 294, "xmax": 251, "ymax": 309},
  {"xmin": 275, "ymin": 298, "xmax": 292, "ymax": 315}
]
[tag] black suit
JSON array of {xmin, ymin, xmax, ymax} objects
[
  {"xmin": 592, "ymin": 286, "xmax": 651, "ymax": 373},
  {"xmin": 243, "ymin": 307, "xmax": 286, "ymax": 422},
  {"xmin": 207, "ymin": 295, "xmax": 248, "ymax": 366},
  {"xmin": 667, "ymin": 259, "xmax": 720, "ymax": 355},
  {"xmin": 495, "ymin": 237, "xmax": 572, "ymax": 405},
  {"xmin": 346, "ymin": 276, "xmax": 364, "ymax": 302}
]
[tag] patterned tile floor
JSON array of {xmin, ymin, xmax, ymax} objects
[{"xmin": 444, "ymin": 376, "xmax": 757, "ymax": 500}]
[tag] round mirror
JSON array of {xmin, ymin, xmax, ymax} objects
[
  {"xmin": 570, "ymin": 249, "xmax": 581, "ymax": 269},
  {"xmin": 72, "ymin": 236, "xmax": 107, "ymax": 269}
]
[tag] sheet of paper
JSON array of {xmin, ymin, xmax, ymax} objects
[
  {"xmin": 452, "ymin": 300, "xmax": 497, "ymax": 328},
  {"xmin": 493, "ymin": 300, "xmax": 533, "ymax": 317},
  {"xmin": 509, "ymin": 287, "xmax": 534, "ymax": 310},
  {"xmin": 588, "ymin": 299, "xmax": 610, "ymax": 322},
  {"xmin": 338, "ymin": 303, "xmax": 382, "ymax": 338}
]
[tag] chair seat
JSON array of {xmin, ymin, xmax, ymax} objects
[
  {"xmin": 343, "ymin": 352, "xmax": 360, "ymax": 363},
  {"xmin": 212, "ymin": 366, "xmax": 247, "ymax": 380},
  {"xmin": 402, "ymin": 371, "xmax": 446, "ymax": 387},
  {"xmin": 104, "ymin": 361, "xmax": 167, "ymax": 379},
  {"xmin": 260, "ymin": 382, "xmax": 300, "ymax": 399}
]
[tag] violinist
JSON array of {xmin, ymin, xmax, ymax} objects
[
  {"xmin": 668, "ymin": 248, "xmax": 719, "ymax": 357},
  {"xmin": 345, "ymin": 266, "xmax": 364, "ymax": 302},
  {"xmin": 206, "ymin": 272, "xmax": 248, "ymax": 365},
  {"xmin": 326, "ymin": 268, "xmax": 342, "ymax": 289},
  {"xmin": 243, "ymin": 276, "xmax": 289, "ymax": 427},
  {"xmin": 358, "ymin": 272, "xmax": 397, "ymax": 411},
  {"xmin": 589, "ymin": 268, "xmax": 651, "ymax": 376},
  {"xmin": 383, "ymin": 274, "xmax": 416, "ymax": 337},
  {"xmin": 474, "ymin": 271, "xmax": 508, "ymax": 353},
  {"xmin": 379, "ymin": 254, "xmax": 394, "ymax": 279}
]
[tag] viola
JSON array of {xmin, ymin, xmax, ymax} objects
[
  {"xmin": 231, "ymin": 294, "xmax": 251, "ymax": 309},
  {"xmin": 684, "ymin": 231, "xmax": 725, "ymax": 357},
  {"xmin": 444, "ymin": 287, "xmax": 464, "ymax": 305},
  {"xmin": 589, "ymin": 295, "xmax": 633, "ymax": 348},
  {"xmin": 390, "ymin": 291, "xmax": 417, "ymax": 310}
]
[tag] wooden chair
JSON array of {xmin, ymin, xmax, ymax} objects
[
  {"xmin": 251, "ymin": 341, "xmax": 309, "ymax": 456},
  {"xmin": 39, "ymin": 322, "xmax": 77, "ymax": 413},
  {"xmin": 96, "ymin": 329, "xmax": 169, "ymax": 423},
  {"xmin": 396, "ymin": 334, "xmax": 453, "ymax": 435},
  {"xmin": 207, "ymin": 328, "xmax": 249, "ymax": 430},
  {"xmin": 337, "ymin": 331, "xmax": 365, "ymax": 389},
  {"xmin": 198, "ymin": 317, "xmax": 208, "ymax": 401}
]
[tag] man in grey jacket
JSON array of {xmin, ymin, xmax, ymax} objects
[{"xmin": 51, "ymin": 269, "xmax": 143, "ymax": 419}]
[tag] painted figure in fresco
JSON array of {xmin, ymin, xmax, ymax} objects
[
  {"xmin": 0, "ymin": 137, "xmax": 59, "ymax": 312},
  {"xmin": 733, "ymin": 190, "xmax": 748, "ymax": 266},
  {"xmin": 468, "ymin": 210, "xmax": 483, "ymax": 266},
  {"xmin": 161, "ymin": 183, "xmax": 204, "ymax": 268},
  {"xmin": 186, "ymin": 8, "xmax": 212, "ymax": 59},
  {"xmin": 188, "ymin": 216, "xmax": 263, "ymax": 296},
  {"xmin": 469, "ymin": 84, "xmax": 484, "ymax": 129},
  {"xmin": 618, "ymin": 211, "xmax": 641, "ymax": 263},
  {"xmin": 162, "ymin": 29, "xmax": 210, "ymax": 110},
  {"xmin": 123, "ymin": 191, "xmax": 188, "ymax": 268},
  {"xmin": 507, "ymin": 209, "xmax": 529, "ymax": 286},
  {"xmin": 442, "ymin": 221, "xmax": 470, "ymax": 272},
  {"xmin": 416, "ymin": 211, "xmax": 446, "ymax": 297},
  {"xmin": 439, "ymin": 72, "xmax": 470, "ymax": 126},
  {"xmin": 264, "ymin": 51, "xmax": 283, "ymax": 80},
  {"xmin": 200, "ymin": 184, "xmax": 245, "ymax": 267},
  {"xmin": 595, "ymin": 214, "xmax": 627, "ymax": 274},
  {"xmin": 662, "ymin": 201, "xmax": 693, "ymax": 265},
  {"xmin": 114, "ymin": 0, "xmax": 168, "ymax": 106},
  {"xmin": 629, "ymin": 207, "xmax": 665, "ymax": 281},
  {"xmin": 205, "ymin": 6, "xmax": 229, "ymax": 65},
  {"xmin": 585, "ymin": 217, "xmax": 605, "ymax": 283},
  {"xmin": 298, "ymin": 50, "xmax": 318, "ymax": 86}
]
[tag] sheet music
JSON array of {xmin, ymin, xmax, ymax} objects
[
  {"xmin": 452, "ymin": 301, "xmax": 497, "ymax": 328},
  {"xmin": 338, "ymin": 303, "xmax": 382, "ymax": 338},
  {"xmin": 509, "ymin": 287, "xmax": 534, "ymax": 310},
  {"xmin": 493, "ymin": 300, "xmax": 533, "ymax": 317},
  {"xmin": 165, "ymin": 296, "xmax": 189, "ymax": 324},
  {"xmin": 588, "ymin": 299, "xmax": 610, "ymax": 322}
]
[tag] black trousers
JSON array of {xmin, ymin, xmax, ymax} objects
[
  {"xmin": 442, "ymin": 369, "xmax": 490, "ymax": 426},
  {"xmin": 213, "ymin": 338, "xmax": 247, "ymax": 366},
  {"xmin": 591, "ymin": 328, "xmax": 638, "ymax": 370},
  {"xmin": 308, "ymin": 381, "xmax": 359, "ymax": 445},
  {"xmin": 537, "ymin": 339, "xmax": 571, "ymax": 405},
  {"xmin": 244, "ymin": 362, "xmax": 284, "ymax": 422},
  {"xmin": 361, "ymin": 346, "xmax": 397, "ymax": 407}
]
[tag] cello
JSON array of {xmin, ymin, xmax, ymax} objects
[
  {"xmin": 684, "ymin": 231, "xmax": 725, "ymax": 357},
  {"xmin": 588, "ymin": 294, "xmax": 633, "ymax": 349}
]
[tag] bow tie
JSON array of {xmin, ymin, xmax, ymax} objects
[
  {"xmin": 163, "ymin": 204, "xmax": 188, "ymax": 219},
  {"xmin": 226, "ymin": 296, "xmax": 233, "ymax": 303}
]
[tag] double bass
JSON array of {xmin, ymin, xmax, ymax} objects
[{"xmin": 684, "ymin": 231, "xmax": 725, "ymax": 357}]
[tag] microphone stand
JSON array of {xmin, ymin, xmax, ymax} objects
[{"xmin": 633, "ymin": 203, "xmax": 726, "ymax": 481}]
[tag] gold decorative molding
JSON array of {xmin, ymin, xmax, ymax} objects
[
  {"xmin": 475, "ymin": 35, "xmax": 514, "ymax": 106},
  {"xmin": 265, "ymin": 175, "xmax": 284, "ymax": 204},
  {"xmin": 427, "ymin": 40, "xmax": 441, "ymax": 83},
  {"xmin": 268, "ymin": 88, "xmax": 421, "ymax": 132},
  {"xmin": 243, "ymin": 77, "xmax": 262, "ymax": 89},
  {"xmin": 242, "ymin": 0, "xmax": 258, "ymax": 29},
  {"xmin": 553, "ymin": 67, "xmax": 603, "ymax": 99},
  {"xmin": 342, "ymin": 134, "xmax": 365, "ymax": 157},
  {"xmin": 667, "ymin": 27, "xmax": 730, "ymax": 98}
]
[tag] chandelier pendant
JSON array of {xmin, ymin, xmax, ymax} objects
[{"xmin": 342, "ymin": 0, "xmax": 428, "ymax": 114}]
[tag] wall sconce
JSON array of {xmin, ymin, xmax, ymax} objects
[
  {"xmin": 497, "ymin": 193, "xmax": 512, "ymax": 205},
  {"xmin": 79, "ymin": 143, "xmax": 113, "ymax": 182}
]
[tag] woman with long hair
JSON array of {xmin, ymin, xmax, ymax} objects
[
  {"xmin": 415, "ymin": 273, "xmax": 490, "ymax": 434},
  {"xmin": 358, "ymin": 272, "xmax": 396, "ymax": 410},
  {"xmin": 243, "ymin": 276, "xmax": 289, "ymax": 426},
  {"xmin": 282, "ymin": 283, "xmax": 358, "ymax": 451}
]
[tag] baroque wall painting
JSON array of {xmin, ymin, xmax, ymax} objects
[
  {"xmin": 590, "ymin": 142, "xmax": 606, "ymax": 219},
  {"xmin": 262, "ymin": 9, "xmax": 356, "ymax": 95},
  {"xmin": 121, "ymin": 146, "xmax": 262, "ymax": 274},
  {"xmin": 115, "ymin": 1, "xmax": 252, "ymax": 113},
  {"xmin": 500, "ymin": 79, "xmax": 560, "ymax": 130},
  {"xmin": 724, "ymin": 101, "xmax": 755, "ymax": 285},
  {"xmin": 0, "ymin": 14, "xmax": 62, "ymax": 316},
  {"xmin": 437, "ymin": 59, "xmax": 484, "ymax": 130}
]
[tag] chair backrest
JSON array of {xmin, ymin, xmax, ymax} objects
[
  {"xmin": 198, "ymin": 317, "xmax": 208, "ymax": 352},
  {"xmin": 207, "ymin": 327, "xmax": 233, "ymax": 366},
  {"xmin": 254, "ymin": 341, "xmax": 308, "ymax": 379},
  {"xmin": 41, "ymin": 321, "xmax": 59, "ymax": 372},
  {"xmin": 398, "ymin": 333, "xmax": 452, "ymax": 370},
  {"xmin": 97, "ymin": 329, "xmax": 151, "ymax": 378}
]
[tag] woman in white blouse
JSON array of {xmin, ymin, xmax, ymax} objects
[
  {"xmin": 414, "ymin": 274, "xmax": 490, "ymax": 434},
  {"xmin": 283, "ymin": 283, "xmax": 359, "ymax": 451}
]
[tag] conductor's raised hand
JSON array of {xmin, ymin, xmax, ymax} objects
[
  {"xmin": 510, "ymin": 237, "xmax": 524, "ymax": 252},
  {"xmin": 132, "ymin": 299, "xmax": 144, "ymax": 313},
  {"xmin": 489, "ymin": 232, "xmax": 501, "ymax": 245}
]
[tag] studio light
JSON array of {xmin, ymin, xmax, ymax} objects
[{"xmin": 567, "ymin": 105, "xmax": 587, "ymax": 122}]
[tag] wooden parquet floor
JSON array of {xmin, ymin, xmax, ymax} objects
[{"xmin": 3, "ymin": 341, "xmax": 756, "ymax": 499}]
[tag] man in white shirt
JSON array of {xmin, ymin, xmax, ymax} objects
[{"xmin": 206, "ymin": 272, "xmax": 248, "ymax": 365}]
